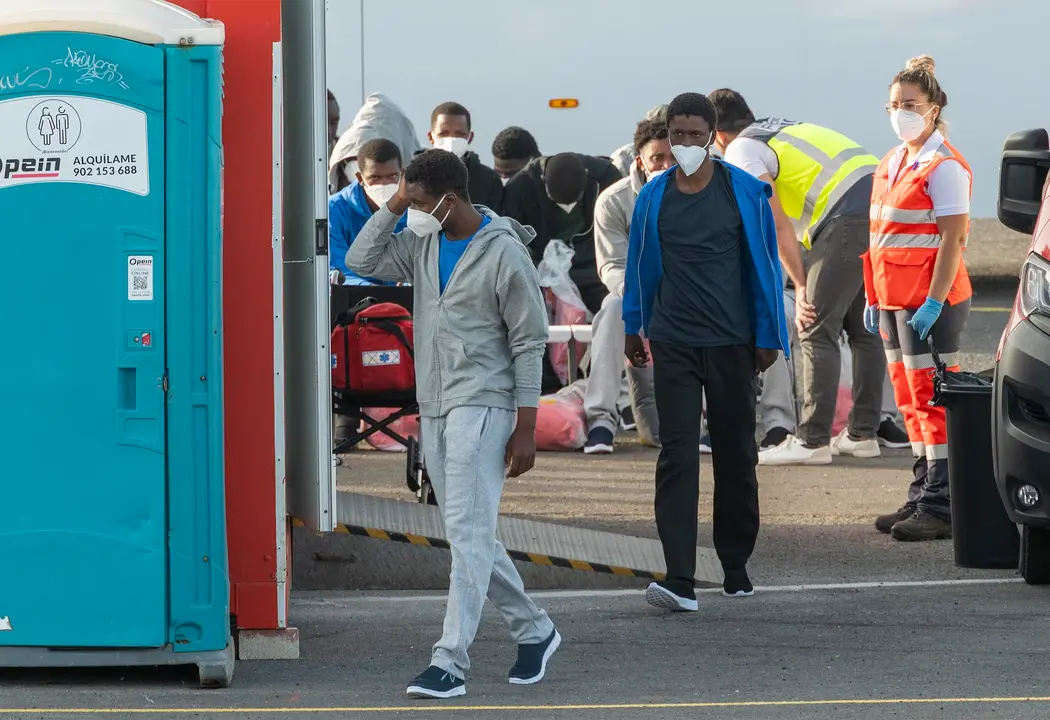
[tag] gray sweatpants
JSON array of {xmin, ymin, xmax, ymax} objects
[
  {"xmin": 421, "ymin": 406, "xmax": 554, "ymax": 679},
  {"xmin": 583, "ymin": 293, "xmax": 660, "ymax": 446},
  {"xmin": 797, "ymin": 216, "xmax": 886, "ymax": 446}
]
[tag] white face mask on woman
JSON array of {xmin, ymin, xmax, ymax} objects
[
  {"xmin": 407, "ymin": 194, "xmax": 452, "ymax": 236},
  {"xmin": 890, "ymin": 108, "xmax": 934, "ymax": 142}
]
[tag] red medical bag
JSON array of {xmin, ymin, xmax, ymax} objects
[{"xmin": 331, "ymin": 298, "xmax": 415, "ymax": 393}]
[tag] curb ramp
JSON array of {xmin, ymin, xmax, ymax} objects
[{"xmin": 325, "ymin": 491, "xmax": 724, "ymax": 587}]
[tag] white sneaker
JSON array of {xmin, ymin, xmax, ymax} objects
[
  {"xmin": 830, "ymin": 428, "xmax": 881, "ymax": 458},
  {"xmin": 758, "ymin": 435, "xmax": 833, "ymax": 466}
]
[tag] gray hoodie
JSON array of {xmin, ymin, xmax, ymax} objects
[
  {"xmin": 346, "ymin": 206, "xmax": 548, "ymax": 418},
  {"xmin": 594, "ymin": 163, "xmax": 648, "ymax": 297}
]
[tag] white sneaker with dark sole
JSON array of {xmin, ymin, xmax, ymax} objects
[{"xmin": 645, "ymin": 582, "xmax": 698, "ymax": 612}]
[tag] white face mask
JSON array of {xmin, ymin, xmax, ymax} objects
[
  {"xmin": 670, "ymin": 135, "xmax": 712, "ymax": 176},
  {"xmin": 646, "ymin": 168, "xmax": 666, "ymax": 183},
  {"xmin": 556, "ymin": 202, "xmax": 578, "ymax": 214},
  {"xmin": 343, "ymin": 160, "xmax": 359, "ymax": 182},
  {"xmin": 890, "ymin": 108, "xmax": 932, "ymax": 142},
  {"xmin": 433, "ymin": 136, "xmax": 470, "ymax": 158},
  {"xmin": 364, "ymin": 182, "xmax": 398, "ymax": 206},
  {"xmin": 407, "ymin": 194, "xmax": 452, "ymax": 236}
]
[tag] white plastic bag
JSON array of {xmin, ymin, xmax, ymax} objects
[{"xmin": 537, "ymin": 239, "xmax": 587, "ymax": 311}]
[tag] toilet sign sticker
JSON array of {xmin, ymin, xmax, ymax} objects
[
  {"xmin": 128, "ymin": 256, "xmax": 154, "ymax": 301},
  {"xmin": 0, "ymin": 95, "xmax": 149, "ymax": 195}
]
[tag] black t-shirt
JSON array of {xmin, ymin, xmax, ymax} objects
[{"xmin": 648, "ymin": 164, "xmax": 753, "ymax": 348}]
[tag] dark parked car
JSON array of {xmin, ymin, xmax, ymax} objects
[{"xmin": 994, "ymin": 128, "xmax": 1050, "ymax": 584}]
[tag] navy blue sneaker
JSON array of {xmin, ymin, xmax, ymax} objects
[
  {"xmin": 508, "ymin": 628, "xmax": 562, "ymax": 685},
  {"xmin": 406, "ymin": 666, "xmax": 466, "ymax": 699},
  {"xmin": 584, "ymin": 427, "xmax": 614, "ymax": 455}
]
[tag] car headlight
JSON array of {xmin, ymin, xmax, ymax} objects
[{"xmin": 1020, "ymin": 254, "xmax": 1050, "ymax": 318}]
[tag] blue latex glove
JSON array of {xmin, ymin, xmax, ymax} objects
[
  {"xmin": 864, "ymin": 304, "xmax": 880, "ymax": 335},
  {"xmin": 907, "ymin": 296, "xmax": 944, "ymax": 340}
]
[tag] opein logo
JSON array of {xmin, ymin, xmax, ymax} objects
[
  {"xmin": 129, "ymin": 257, "xmax": 153, "ymax": 267},
  {"xmin": 1, "ymin": 156, "xmax": 60, "ymax": 180}
]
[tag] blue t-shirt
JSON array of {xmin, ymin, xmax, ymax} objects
[{"xmin": 439, "ymin": 216, "xmax": 491, "ymax": 293}]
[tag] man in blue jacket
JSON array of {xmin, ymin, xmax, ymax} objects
[
  {"xmin": 328, "ymin": 138, "xmax": 407, "ymax": 283},
  {"xmin": 623, "ymin": 93, "xmax": 790, "ymax": 611}
]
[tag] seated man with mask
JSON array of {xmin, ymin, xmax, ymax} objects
[
  {"xmin": 328, "ymin": 138, "xmax": 407, "ymax": 284},
  {"xmin": 502, "ymin": 152, "xmax": 623, "ymax": 451}
]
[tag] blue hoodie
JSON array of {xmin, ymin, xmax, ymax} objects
[
  {"xmin": 623, "ymin": 160, "xmax": 790, "ymax": 355},
  {"xmin": 328, "ymin": 181, "xmax": 406, "ymax": 284}
]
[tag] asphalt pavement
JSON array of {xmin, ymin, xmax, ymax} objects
[{"xmin": 4, "ymin": 290, "xmax": 1043, "ymax": 719}]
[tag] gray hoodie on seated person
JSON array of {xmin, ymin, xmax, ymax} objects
[{"xmin": 345, "ymin": 205, "xmax": 548, "ymax": 418}]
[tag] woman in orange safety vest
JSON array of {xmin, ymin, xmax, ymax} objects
[{"xmin": 862, "ymin": 55, "xmax": 972, "ymax": 543}]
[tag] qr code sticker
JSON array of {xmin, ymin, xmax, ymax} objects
[{"xmin": 133, "ymin": 276, "xmax": 148, "ymax": 291}]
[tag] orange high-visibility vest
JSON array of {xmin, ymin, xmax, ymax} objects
[{"xmin": 865, "ymin": 139, "xmax": 972, "ymax": 310}]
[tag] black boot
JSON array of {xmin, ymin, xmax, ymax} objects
[
  {"xmin": 890, "ymin": 510, "xmax": 952, "ymax": 541},
  {"xmin": 875, "ymin": 504, "xmax": 916, "ymax": 534}
]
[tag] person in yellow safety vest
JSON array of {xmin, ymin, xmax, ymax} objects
[{"xmin": 710, "ymin": 89, "xmax": 890, "ymax": 466}]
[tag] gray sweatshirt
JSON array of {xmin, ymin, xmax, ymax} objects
[
  {"xmin": 594, "ymin": 163, "xmax": 647, "ymax": 297},
  {"xmin": 346, "ymin": 205, "xmax": 548, "ymax": 418}
]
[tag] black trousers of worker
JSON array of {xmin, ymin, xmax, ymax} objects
[{"xmin": 650, "ymin": 341, "xmax": 760, "ymax": 597}]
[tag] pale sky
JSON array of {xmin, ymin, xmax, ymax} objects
[{"xmin": 326, "ymin": 0, "xmax": 1049, "ymax": 217}]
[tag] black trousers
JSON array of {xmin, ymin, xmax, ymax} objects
[{"xmin": 650, "ymin": 341, "xmax": 760, "ymax": 596}]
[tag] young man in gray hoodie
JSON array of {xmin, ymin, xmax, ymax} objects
[{"xmin": 346, "ymin": 149, "xmax": 560, "ymax": 700}]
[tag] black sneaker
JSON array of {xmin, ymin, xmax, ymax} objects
[
  {"xmin": 722, "ymin": 568, "xmax": 755, "ymax": 597},
  {"xmin": 645, "ymin": 581, "xmax": 698, "ymax": 612},
  {"xmin": 406, "ymin": 666, "xmax": 466, "ymax": 699},
  {"xmin": 508, "ymin": 628, "xmax": 561, "ymax": 685},
  {"xmin": 890, "ymin": 510, "xmax": 952, "ymax": 542},
  {"xmin": 583, "ymin": 427, "xmax": 615, "ymax": 455},
  {"xmin": 875, "ymin": 504, "xmax": 915, "ymax": 534},
  {"xmin": 699, "ymin": 434, "xmax": 712, "ymax": 455},
  {"xmin": 619, "ymin": 407, "xmax": 637, "ymax": 432},
  {"xmin": 877, "ymin": 418, "xmax": 910, "ymax": 449},
  {"xmin": 760, "ymin": 426, "xmax": 792, "ymax": 451}
]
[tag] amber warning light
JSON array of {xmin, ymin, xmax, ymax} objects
[{"xmin": 549, "ymin": 98, "xmax": 580, "ymax": 109}]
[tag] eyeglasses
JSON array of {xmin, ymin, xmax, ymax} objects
[{"xmin": 885, "ymin": 101, "xmax": 933, "ymax": 114}]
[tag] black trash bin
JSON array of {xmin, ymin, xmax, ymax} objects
[{"xmin": 932, "ymin": 358, "xmax": 1019, "ymax": 569}]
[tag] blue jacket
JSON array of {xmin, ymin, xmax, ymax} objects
[
  {"xmin": 328, "ymin": 181, "xmax": 406, "ymax": 284},
  {"xmin": 623, "ymin": 160, "xmax": 790, "ymax": 355}
]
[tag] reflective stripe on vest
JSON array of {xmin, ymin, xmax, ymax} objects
[
  {"xmin": 762, "ymin": 123, "xmax": 879, "ymax": 248},
  {"xmin": 869, "ymin": 141, "xmax": 972, "ymax": 251}
]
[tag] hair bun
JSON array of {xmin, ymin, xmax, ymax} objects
[{"xmin": 906, "ymin": 55, "xmax": 936, "ymax": 74}]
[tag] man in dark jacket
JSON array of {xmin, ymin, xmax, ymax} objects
[
  {"xmin": 492, "ymin": 126, "xmax": 542, "ymax": 184},
  {"xmin": 502, "ymin": 153, "xmax": 621, "ymax": 315},
  {"xmin": 428, "ymin": 102, "xmax": 503, "ymax": 213}
]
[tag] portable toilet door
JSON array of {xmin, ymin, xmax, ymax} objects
[{"xmin": 0, "ymin": 0, "xmax": 232, "ymax": 687}]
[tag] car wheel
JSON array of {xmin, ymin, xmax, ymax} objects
[{"xmin": 1020, "ymin": 525, "xmax": 1050, "ymax": 585}]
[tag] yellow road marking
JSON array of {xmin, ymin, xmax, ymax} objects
[
  {"xmin": 4, "ymin": 696, "xmax": 1050, "ymax": 714},
  {"xmin": 972, "ymin": 306, "xmax": 1012, "ymax": 313}
]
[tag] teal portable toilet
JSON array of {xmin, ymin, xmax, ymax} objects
[{"xmin": 0, "ymin": 0, "xmax": 232, "ymax": 687}]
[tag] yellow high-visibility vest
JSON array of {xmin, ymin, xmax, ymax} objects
[{"xmin": 738, "ymin": 119, "xmax": 879, "ymax": 248}]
